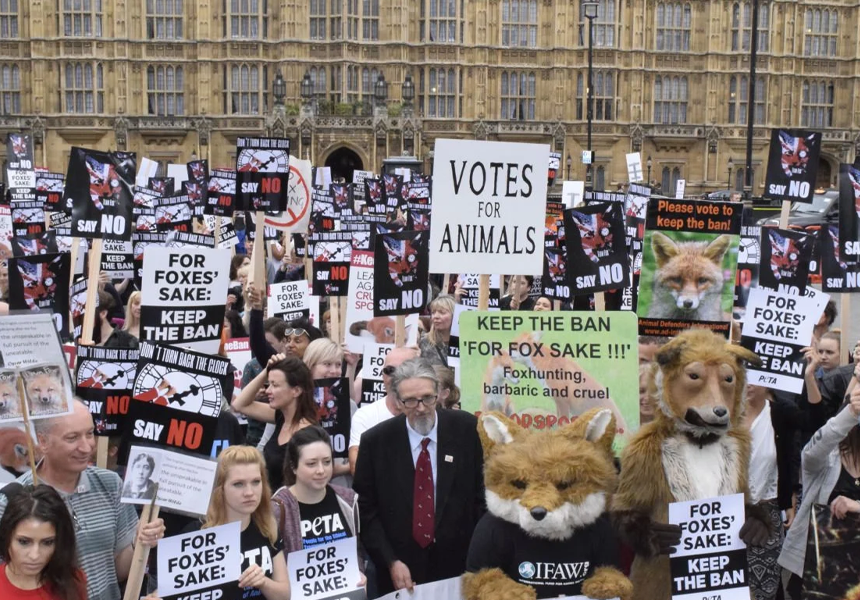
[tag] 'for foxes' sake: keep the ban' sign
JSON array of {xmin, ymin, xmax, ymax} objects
[{"xmin": 429, "ymin": 139, "xmax": 549, "ymax": 275}]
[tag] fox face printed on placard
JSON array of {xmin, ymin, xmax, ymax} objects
[
  {"xmin": 820, "ymin": 224, "xmax": 860, "ymax": 292},
  {"xmin": 542, "ymin": 246, "xmax": 570, "ymax": 300},
  {"xmin": 148, "ymin": 177, "xmax": 174, "ymax": 196},
  {"xmin": 11, "ymin": 231, "xmax": 58, "ymax": 257},
  {"xmin": 7, "ymin": 133, "xmax": 33, "ymax": 168},
  {"xmin": 64, "ymin": 147, "xmax": 135, "ymax": 240},
  {"xmin": 312, "ymin": 378, "xmax": 351, "ymax": 459},
  {"xmin": 758, "ymin": 227, "xmax": 813, "ymax": 295},
  {"xmin": 564, "ymin": 202, "xmax": 629, "ymax": 295},
  {"xmin": 206, "ymin": 169, "xmax": 236, "ymax": 216},
  {"xmin": 838, "ymin": 163, "xmax": 860, "ymax": 263},
  {"xmin": 764, "ymin": 128, "xmax": 821, "ymax": 203},
  {"xmin": 330, "ymin": 183, "xmax": 353, "ymax": 215},
  {"xmin": 382, "ymin": 173, "xmax": 403, "ymax": 209},
  {"xmin": 7, "ymin": 253, "xmax": 71, "ymax": 339},
  {"xmin": 373, "ymin": 230, "xmax": 429, "ymax": 317}
]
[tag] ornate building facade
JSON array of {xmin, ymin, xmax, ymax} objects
[{"xmin": 2, "ymin": 0, "xmax": 860, "ymax": 194}]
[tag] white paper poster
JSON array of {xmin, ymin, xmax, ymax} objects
[
  {"xmin": 358, "ymin": 343, "xmax": 394, "ymax": 405},
  {"xmin": 675, "ymin": 179, "xmax": 686, "ymax": 199},
  {"xmin": 344, "ymin": 249, "xmax": 377, "ymax": 353},
  {"xmin": 377, "ymin": 576, "xmax": 462, "ymax": 600},
  {"xmin": 121, "ymin": 445, "xmax": 218, "ymax": 515},
  {"xmin": 157, "ymin": 521, "xmax": 241, "ymax": 598},
  {"xmin": 0, "ymin": 205, "xmax": 12, "ymax": 257},
  {"xmin": 430, "ymin": 138, "xmax": 549, "ymax": 275},
  {"xmin": 136, "ymin": 157, "xmax": 159, "ymax": 187},
  {"xmin": 140, "ymin": 246, "xmax": 231, "ymax": 354},
  {"xmin": 288, "ymin": 538, "xmax": 364, "ymax": 600},
  {"xmin": 167, "ymin": 163, "xmax": 189, "ymax": 188},
  {"xmin": 626, "ymin": 152, "xmax": 644, "ymax": 183},
  {"xmin": 561, "ymin": 181, "xmax": 585, "ymax": 209},
  {"xmin": 668, "ymin": 494, "xmax": 749, "ymax": 600},
  {"xmin": 269, "ymin": 280, "xmax": 311, "ymax": 321}
]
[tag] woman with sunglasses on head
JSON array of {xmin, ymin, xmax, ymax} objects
[
  {"xmin": 233, "ymin": 353, "xmax": 319, "ymax": 490},
  {"xmin": 0, "ymin": 484, "xmax": 87, "ymax": 600},
  {"xmin": 246, "ymin": 284, "xmax": 323, "ymax": 366}
]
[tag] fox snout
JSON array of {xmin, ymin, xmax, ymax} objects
[
  {"xmin": 675, "ymin": 292, "xmax": 701, "ymax": 310},
  {"xmin": 530, "ymin": 506, "xmax": 548, "ymax": 521},
  {"xmin": 684, "ymin": 406, "xmax": 729, "ymax": 428}
]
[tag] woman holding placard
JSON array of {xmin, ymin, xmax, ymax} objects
[
  {"xmin": 0, "ymin": 484, "xmax": 87, "ymax": 600},
  {"xmin": 232, "ymin": 353, "xmax": 318, "ymax": 490},
  {"xmin": 185, "ymin": 445, "xmax": 290, "ymax": 600},
  {"xmin": 418, "ymin": 294, "xmax": 455, "ymax": 366}
]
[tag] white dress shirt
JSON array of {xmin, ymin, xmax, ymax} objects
[{"xmin": 405, "ymin": 416, "xmax": 439, "ymax": 491}]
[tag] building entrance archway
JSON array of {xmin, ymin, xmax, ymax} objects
[{"xmin": 325, "ymin": 147, "xmax": 364, "ymax": 182}]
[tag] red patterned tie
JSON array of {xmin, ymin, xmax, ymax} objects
[{"xmin": 412, "ymin": 438, "xmax": 435, "ymax": 548}]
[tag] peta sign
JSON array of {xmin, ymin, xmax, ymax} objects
[{"xmin": 429, "ymin": 138, "xmax": 549, "ymax": 275}]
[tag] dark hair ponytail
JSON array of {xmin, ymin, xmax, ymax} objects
[
  {"xmin": 0, "ymin": 484, "xmax": 85, "ymax": 600},
  {"xmin": 282, "ymin": 425, "xmax": 332, "ymax": 486}
]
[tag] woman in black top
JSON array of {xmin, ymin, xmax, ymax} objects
[{"xmin": 231, "ymin": 354, "xmax": 318, "ymax": 490}]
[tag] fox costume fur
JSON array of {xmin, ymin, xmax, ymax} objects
[
  {"xmin": 611, "ymin": 329, "xmax": 770, "ymax": 600},
  {"xmin": 464, "ymin": 408, "xmax": 633, "ymax": 600}
]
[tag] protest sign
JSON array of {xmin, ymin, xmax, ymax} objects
[
  {"xmin": 140, "ymin": 245, "xmax": 230, "ymax": 353},
  {"xmin": 64, "ymin": 147, "xmax": 135, "ymax": 239},
  {"xmin": 149, "ymin": 177, "xmax": 175, "ymax": 196},
  {"xmin": 547, "ymin": 151, "xmax": 562, "ymax": 187},
  {"xmin": 740, "ymin": 287, "xmax": 822, "ymax": 393},
  {"xmin": 6, "ymin": 133, "xmax": 34, "ymax": 186},
  {"xmin": 358, "ymin": 343, "xmax": 394, "ymax": 404},
  {"xmin": 764, "ymin": 128, "xmax": 821, "ymax": 203},
  {"xmin": 235, "ymin": 137, "xmax": 291, "ymax": 212},
  {"xmin": 312, "ymin": 231, "xmax": 352, "ymax": 296},
  {"xmin": 758, "ymin": 227, "xmax": 812, "ymax": 295},
  {"xmin": 626, "ymin": 152, "xmax": 644, "ymax": 183},
  {"xmin": 313, "ymin": 378, "xmax": 351, "ymax": 459},
  {"xmin": 564, "ymin": 202, "xmax": 629, "ymax": 294},
  {"xmin": 35, "ymin": 171, "xmax": 65, "ymax": 211},
  {"xmin": 429, "ymin": 138, "xmax": 549, "ymax": 275},
  {"xmin": 76, "ymin": 345, "xmax": 138, "ymax": 436},
  {"xmin": 11, "ymin": 231, "xmax": 58, "ymax": 257},
  {"xmin": 121, "ymin": 445, "xmax": 217, "ymax": 515},
  {"xmin": 224, "ymin": 338, "xmax": 252, "ymax": 405},
  {"xmin": 345, "ymin": 249, "xmax": 377, "ymax": 353},
  {"xmin": 837, "ymin": 162, "xmax": 860, "ymax": 262},
  {"xmin": 206, "ymin": 169, "xmax": 236, "ymax": 216},
  {"xmin": 457, "ymin": 274, "xmax": 500, "ymax": 309},
  {"xmin": 157, "ymin": 521, "xmax": 241, "ymax": 600},
  {"xmin": 675, "ymin": 179, "xmax": 686, "ymax": 199},
  {"xmin": 668, "ymin": 494, "xmax": 749, "ymax": 600},
  {"xmin": 801, "ymin": 505, "xmax": 860, "ymax": 600},
  {"xmin": 269, "ymin": 280, "xmax": 311, "ymax": 321},
  {"xmin": 123, "ymin": 342, "xmax": 228, "ymax": 458},
  {"xmin": 155, "ymin": 194, "xmax": 193, "ymax": 232},
  {"xmin": 288, "ymin": 538, "xmax": 364, "ymax": 600},
  {"xmin": 18, "ymin": 363, "xmax": 74, "ymax": 420},
  {"xmin": 459, "ymin": 311, "xmax": 638, "ymax": 449},
  {"xmin": 820, "ymin": 224, "xmax": 860, "ymax": 292},
  {"xmin": 0, "ymin": 313, "xmax": 69, "ymax": 370},
  {"xmin": 561, "ymin": 181, "xmax": 585, "ymax": 209},
  {"xmin": 377, "ymin": 576, "xmax": 460, "ymax": 600},
  {"xmin": 374, "ymin": 230, "xmax": 429, "ymax": 317},
  {"xmin": 101, "ymin": 239, "xmax": 134, "ymax": 279},
  {"xmin": 136, "ymin": 157, "xmax": 158, "ymax": 186},
  {"xmin": 733, "ymin": 207, "xmax": 761, "ymax": 319},
  {"xmin": 637, "ymin": 198, "xmax": 741, "ymax": 338},
  {"xmin": 0, "ymin": 205, "xmax": 12, "ymax": 258},
  {"xmin": 0, "ymin": 369, "xmax": 25, "ymax": 422},
  {"xmin": 264, "ymin": 156, "xmax": 313, "ymax": 231},
  {"xmin": 7, "ymin": 252, "xmax": 71, "ymax": 339},
  {"xmin": 406, "ymin": 205, "xmax": 431, "ymax": 232}
]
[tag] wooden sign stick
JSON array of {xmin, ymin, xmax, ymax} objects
[
  {"xmin": 594, "ymin": 293, "xmax": 606, "ymax": 311},
  {"xmin": 251, "ymin": 211, "xmax": 266, "ymax": 291},
  {"xmin": 330, "ymin": 297, "xmax": 342, "ymax": 345},
  {"xmin": 778, "ymin": 200, "xmax": 791, "ymax": 229},
  {"xmin": 213, "ymin": 215, "xmax": 222, "ymax": 249},
  {"xmin": 122, "ymin": 490, "xmax": 160, "ymax": 600},
  {"xmin": 442, "ymin": 273, "xmax": 451, "ymax": 295},
  {"xmin": 17, "ymin": 376, "xmax": 39, "ymax": 484},
  {"xmin": 395, "ymin": 315, "xmax": 406, "ymax": 347},
  {"xmin": 79, "ymin": 238, "xmax": 104, "ymax": 347},
  {"xmin": 840, "ymin": 293, "xmax": 851, "ymax": 365},
  {"xmin": 477, "ymin": 274, "xmax": 490, "ymax": 311}
]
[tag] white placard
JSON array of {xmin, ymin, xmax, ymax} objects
[
  {"xmin": 429, "ymin": 139, "xmax": 549, "ymax": 275},
  {"xmin": 358, "ymin": 343, "xmax": 395, "ymax": 380},
  {"xmin": 269, "ymin": 280, "xmax": 310, "ymax": 321},
  {"xmin": 344, "ymin": 249, "xmax": 377, "ymax": 353},
  {"xmin": 7, "ymin": 169, "xmax": 36, "ymax": 190},
  {"xmin": 121, "ymin": 445, "xmax": 217, "ymax": 515},
  {"xmin": 157, "ymin": 521, "xmax": 241, "ymax": 598},
  {"xmin": 626, "ymin": 152, "xmax": 644, "ymax": 183},
  {"xmin": 167, "ymin": 163, "xmax": 189, "ymax": 188},
  {"xmin": 668, "ymin": 494, "xmax": 749, "ymax": 600},
  {"xmin": 315, "ymin": 166, "xmax": 332, "ymax": 188},
  {"xmin": 561, "ymin": 180, "xmax": 585, "ymax": 209},
  {"xmin": 0, "ymin": 205, "xmax": 13, "ymax": 257},
  {"xmin": 224, "ymin": 337, "xmax": 252, "ymax": 406},
  {"xmin": 136, "ymin": 157, "xmax": 159, "ymax": 187},
  {"xmin": 377, "ymin": 577, "xmax": 462, "ymax": 600},
  {"xmin": 287, "ymin": 537, "xmax": 363, "ymax": 600},
  {"xmin": 675, "ymin": 179, "xmax": 686, "ymax": 199},
  {"xmin": 140, "ymin": 246, "xmax": 231, "ymax": 354}
]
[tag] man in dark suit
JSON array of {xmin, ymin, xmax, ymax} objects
[{"xmin": 354, "ymin": 357, "xmax": 485, "ymax": 594}]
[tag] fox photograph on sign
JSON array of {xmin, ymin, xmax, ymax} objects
[
  {"xmin": 429, "ymin": 138, "xmax": 548, "ymax": 275},
  {"xmin": 64, "ymin": 147, "xmax": 136, "ymax": 239},
  {"xmin": 764, "ymin": 128, "xmax": 821, "ymax": 203}
]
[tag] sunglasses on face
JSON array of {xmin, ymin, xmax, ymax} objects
[
  {"xmin": 284, "ymin": 329, "xmax": 308, "ymax": 339},
  {"xmin": 382, "ymin": 365, "xmax": 397, "ymax": 376}
]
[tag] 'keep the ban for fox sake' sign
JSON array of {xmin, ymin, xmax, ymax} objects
[{"xmin": 429, "ymin": 139, "xmax": 549, "ymax": 275}]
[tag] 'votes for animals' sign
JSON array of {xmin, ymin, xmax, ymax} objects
[
  {"xmin": 140, "ymin": 246, "xmax": 230, "ymax": 354},
  {"xmin": 668, "ymin": 494, "xmax": 749, "ymax": 600},
  {"xmin": 429, "ymin": 139, "xmax": 549, "ymax": 275}
]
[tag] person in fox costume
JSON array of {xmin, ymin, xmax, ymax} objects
[
  {"xmin": 464, "ymin": 408, "xmax": 633, "ymax": 600},
  {"xmin": 611, "ymin": 329, "xmax": 771, "ymax": 600}
]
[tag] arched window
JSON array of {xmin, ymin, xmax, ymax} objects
[
  {"xmin": 146, "ymin": 0, "xmax": 182, "ymax": 39},
  {"xmin": 501, "ymin": 0, "xmax": 537, "ymax": 47},
  {"xmin": 427, "ymin": 67, "xmax": 456, "ymax": 118},
  {"xmin": 595, "ymin": 165, "xmax": 605, "ymax": 191},
  {"xmin": 728, "ymin": 75, "xmax": 765, "ymax": 124},
  {"xmin": 225, "ymin": 0, "xmax": 268, "ymax": 39},
  {"xmin": 0, "ymin": 64, "xmax": 21, "ymax": 114},
  {"xmin": 62, "ymin": 0, "xmax": 103, "ymax": 37},
  {"xmin": 730, "ymin": 2, "xmax": 769, "ymax": 52},
  {"xmin": 500, "ymin": 70, "xmax": 536, "ymax": 120},
  {"xmin": 63, "ymin": 61, "xmax": 103, "ymax": 113},
  {"xmin": 424, "ymin": 0, "xmax": 460, "ymax": 43},
  {"xmin": 225, "ymin": 63, "xmax": 266, "ymax": 114},
  {"xmin": 147, "ymin": 65, "xmax": 184, "ymax": 116},
  {"xmin": 655, "ymin": 3, "xmax": 691, "ymax": 52},
  {"xmin": 0, "ymin": 0, "xmax": 18, "ymax": 39},
  {"xmin": 576, "ymin": 70, "xmax": 615, "ymax": 120},
  {"xmin": 580, "ymin": 0, "xmax": 616, "ymax": 47}
]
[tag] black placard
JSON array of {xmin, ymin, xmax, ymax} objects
[
  {"xmin": 76, "ymin": 345, "xmax": 139, "ymax": 436},
  {"xmin": 206, "ymin": 169, "xmax": 236, "ymax": 216},
  {"xmin": 764, "ymin": 128, "xmax": 821, "ymax": 203},
  {"xmin": 758, "ymin": 227, "xmax": 812, "ymax": 295},
  {"xmin": 820, "ymin": 224, "xmax": 860, "ymax": 292},
  {"xmin": 311, "ymin": 231, "xmax": 352, "ymax": 296},
  {"xmin": 313, "ymin": 378, "xmax": 351, "ymax": 459},
  {"xmin": 7, "ymin": 252, "xmax": 71, "ymax": 339},
  {"xmin": 235, "ymin": 137, "xmax": 291, "ymax": 211},
  {"xmin": 564, "ymin": 202, "xmax": 629, "ymax": 294},
  {"xmin": 373, "ymin": 230, "xmax": 429, "ymax": 317},
  {"xmin": 64, "ymin": 147, "xmax": 136, "ymax": 240}
]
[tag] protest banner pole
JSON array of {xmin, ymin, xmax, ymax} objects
[
  {"xmin": 122, "ymin": 492, "xmax": 160, "ymax": 600},
  {"xmin": 80, "ymin": 238, "xmax": 104, "ymax": 347},
  {"xmin": 840, "ymin": 293, "xmax": 851, "ymax": 365},
  {"xmin": 251, "ymin": 211, "xmax": 266, "ymax": 288},
  {"xmin": 442, "ymin": 273, "xmax": 450, "ymax": 294},
  {"xmin": 594, "ymin": 293, "xmax": 606, "ymax": 311},
  {"xmin": 330, "ymin": 297, "xmax": 342, "ymax": 345},
  {"xmin": 477, "ymin": 274, "xmax": 490, "ymax": 311},
  {"xmin": 778, "ymin": 201, "xmax": 791, "ymax": 228},
  {"xmin": 213, "ymin": 215, "xmax": 222, "ymax": 248},
  {"xmin": 16, "ymin": 377, "xmax": 39, "ymax": 484},
  {"xmin": 395, "ymin": 315, "xmax": 406, "ymax": 347}
]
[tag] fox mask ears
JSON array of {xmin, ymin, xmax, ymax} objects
[
  {"xmin": 656, "ymin": 329, "xmax": 763, "ymax": 369},
  {"xmin": 478, "ymin": 408, "xmax": 616, "ymax": 457},
  {"xmin": 651, "ymin": 231, "xmax": 732, "ymax": 268}
]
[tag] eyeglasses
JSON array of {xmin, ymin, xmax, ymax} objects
[
  {"xmin": 382, "ymin": 365, "xmax": 397, "ymax": 376},
  {"xmin": 399, "ymin": 394, "xmax": 437, "ymax": 408},
  {"xmin": 284, "ymin": 329, "xmax": 308, "ymax": 339}
]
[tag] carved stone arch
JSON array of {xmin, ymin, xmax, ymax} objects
[
  {"xmin": 706, "ymin": 125, "xmax": 721, "ymax": 154},
  {"xmin": 320, "ymin": 143, "xmax": 369, "ymax": 182},
  {"xmin": 629, "ymin": 122, "xmax": 644, "ymax": 152}
]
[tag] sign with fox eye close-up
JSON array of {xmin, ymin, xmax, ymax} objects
[
  {"xmin": 757, "ymin": 227, "xmax": 813, "ymax": 296},
  {"xmin": 764, "ymin": 128, "xmax": 821, "ymax": 204},
  {"xmin": 564, "ymin": 201, "xmax": 629, "ymax": 295},
  {"xmin": 64, "ymin": 147, "xmax": 136, "ymax": 240},
  {"xmin": 374, "ymin": 230, "xmax": 429, "ymax": 317}
]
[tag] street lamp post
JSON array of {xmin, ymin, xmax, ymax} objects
[
  {"xmin": 646, "ymin": 155, "xmax": 652, "ymax": 185},
  {"xmin": 273, "ymin": 70, "xmax": 286, "ymax": 107},
  {"xmin": 374, "ymin": 73, "xmax": 389, "ymax": 114},
  {"xmin": 582, "ymin": 1, "xmax": 598, "ymax": 191},
  {"xmin": 744, "ymin": 0, "xmax": 760, "ymax": 198},
  {"xmin": 301, "ymin": 71, "xmax": 314, "ymax": 107},
  {"xmin": 727, "ymin": 157, "xmax": 734, "ymax": 189},
  {"xmin": 566, "ymin": 154, "xmax": 572, "ymax": 180}
]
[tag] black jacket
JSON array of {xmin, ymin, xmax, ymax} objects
[
  {"xmin": 353, "ymin": 409, "xmax": 485, "ymax": 594},
  {"xmin": 769, "ymin": 395, "xmax": 801, "ymax": 510}
]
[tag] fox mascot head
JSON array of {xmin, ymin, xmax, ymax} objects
[{"xmin": 463, "ymin": 408, "xmax": 633, "ymax": 600}]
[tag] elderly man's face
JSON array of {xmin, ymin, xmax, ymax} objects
[
  {"xmin": 397, "ymin": 377, "xmax": 438, "ymax": 436},
  {"xmin": 383, "ymin": 347, "xmax": 418, "ymax": 396},
  {"xmin": 40, "ymin": 402, "xmax": 95, "ymax": 475}
]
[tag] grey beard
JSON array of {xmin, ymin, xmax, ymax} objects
[{"xmin": 411, "ymin": 414, "xmax": 434, "ymax": 436}]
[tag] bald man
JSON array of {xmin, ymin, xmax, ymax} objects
[
  {"xmin": 348, "ymin": 346, "xmax": 419, "ymax": 475},
  {"xmin": 0, "ymin": 399, "xmax": 165, "ymax": 600}
]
